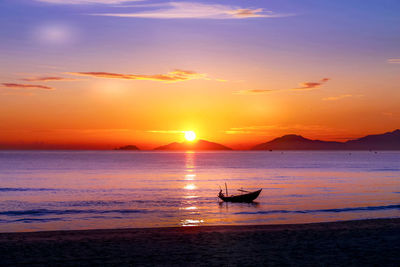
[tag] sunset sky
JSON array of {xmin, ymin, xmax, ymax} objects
[{"xmin": 1, "ymin": 0, "xmax": 399, "ymax": 149}]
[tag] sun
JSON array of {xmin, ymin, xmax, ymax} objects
[{"xmin": 184, "ymin": 131, "xmax": 196, "ymax": 142}]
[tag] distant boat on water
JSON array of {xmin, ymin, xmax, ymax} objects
[{"xmin": 218, "ymin": 183, "xmax": 262, "ymax": 202}]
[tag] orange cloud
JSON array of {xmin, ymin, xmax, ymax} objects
[
  {"xmin": 294, "ymin": 78, "xmax": 330, "ymax": 90},
  {"xmin": 235, "ymin": 78, "xmax": 331, "ymax": 95},
  {"xmin": 21, "ymin": 76, "xmax": 76, "ymax": 82},
  {"xmin": 1, "ymin": 83, "xmax": 54, "ymax": 90},
  {"xmin": 229, "ymin": 8, "xmax": 267, "ymax": 18},
  {"xmin": 67, "ymin": 69, "xmax": 207, "ymax": 82}
]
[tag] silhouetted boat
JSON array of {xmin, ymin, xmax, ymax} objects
[{"xmin": 218, "ymin": 183, "xmax": 262, "ymax": 202}]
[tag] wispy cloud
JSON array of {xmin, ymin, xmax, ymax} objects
[
  {"xmin": 43, "ymin": 128, "xmax": 136, "ymax": 133},
  {"xmin": 147, "ymin": 130, "xmax": 184, "ymax": 134},
  {"xmin": 225, "ymin": 124, "xmax": 338, "ymax": 135},
  {"xmin": 67, "ymin": 69, "xmax": 207, "ymax": 82},
  {"xmin": 234, "ymin": 89, "xmax": 274, "ymax": 95},
  {"xmin": 387, "ymin": 58, "xmax": 400, "ymax": 64},
  {"xmin": 1, "ymin": 83, "xmax": 54, "ymax": 90},
  {"xmin": 2, "ymin": 91, "xmax": 35, "ymax": 96},
  {"xmin": 382, "ymin": 112, "xmax": 400, "ymax": 118},
  {"xmin": 226, "ymin": 125, "xmax": 280, "ymax": 135},
  {"xmin": 293, "ymin": 78, "xmax": 330, "ymax": 90},
  {"xmin": 92, "ymin": 2, "xmax": 289, "ymax": 19},
  {"xmin": 21, "ymin": 76, "xmax": 76, "ymax": 82},
  {"xmin": 323, "ymin": 94, "xmax": 363, "ymax": 101},
  {"xmin": 35, "ymin": 0, "xmax": 142, "ymax": 4},
  {"xmin": 234, "ymin": 78, "xmax": 331, "ymax": 95},
  {"xmin": 322, "ymin": 94, "xmax": 352, "ymax": 101}
]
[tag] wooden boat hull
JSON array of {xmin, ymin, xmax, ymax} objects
[{"xmin": 218, "ymin": 189, "xmax": 262, "ymax": 203}]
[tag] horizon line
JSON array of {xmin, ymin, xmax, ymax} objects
[{"xmin": 0, "ymin": 128, "xmax": 398, "ymax": 151}]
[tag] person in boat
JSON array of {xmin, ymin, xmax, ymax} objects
[{"xmin": 218, "ymin": 189, "xmax": 224, "ymax": 198}]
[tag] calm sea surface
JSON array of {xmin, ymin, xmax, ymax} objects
[{"xmin": 0, "ymin": 151, "xmax": 399, "ymax": 232}]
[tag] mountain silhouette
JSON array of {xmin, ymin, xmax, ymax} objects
[
  {"xmin": 115, "ymin": 145, "xmax": 140, "ymax": 150},
  {"xmin": 252, "ymin": 134, "xmax": 344, "ymax": 150},
  {"xmin": 155, "ymin": 139, "xmax": 231, "ymax": 151},
  {"xmin": 344, "ymin": 129, "xmax": 400, "ymax": 150},
  {"xmin": 252, "ymin": 129, "xmax": 400, "ymax": 150}
]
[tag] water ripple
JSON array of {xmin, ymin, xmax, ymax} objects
[
  {"xmin": 234, "ymin": 204, "xmax": 400, "ymax": 215},
  {"xmin": 0, "ymin": 187, "xmax": 58, "ymax": 192},
  {"xmin": 0, "ymin": 208, "xmax": 151, "ymax": 216}
]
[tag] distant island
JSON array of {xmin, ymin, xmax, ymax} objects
[
  {"xmin": 115, "ymin": 145, "xmax": 140, "ymax": 151},
  {"xmin": 154, "ymin": 139, "xmax": 231, "ymax": 151},
  {"xmin": 252, "ymin": 129, "xmax": 400, "ymax": 150}
]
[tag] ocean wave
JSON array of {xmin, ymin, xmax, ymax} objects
[
  {"xmin": 59, "ymin": 199, "xmax": 188, "ymax": 207},
  {"xmin": 62, "ymin": 200, "xmax": 126, "ymax": 207},
  {"xmin": 0, "ymin": 188, "xmax": 58, "ymax": 192},
  {"xmin": 0, "ymin": 208, "xmax": 151, "ymax": 216},
  {"xmin": 12, "ymin": 218, "xmax": 65, "ymax": 223},
  {"xmin": 234, "ymin": 204, "xmax": 400, "ymax": 215},
  {"xmin": 370, "ymin": 168, "xmax": 400, "ymax": 172},
  {"xmin": 0, "ymin": 217, "xmax": 67, "ymax": 224}
]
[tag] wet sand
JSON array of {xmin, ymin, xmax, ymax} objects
[{"xmin": 0, "ymin": 218, "xmax": 399, "ymax": 266}]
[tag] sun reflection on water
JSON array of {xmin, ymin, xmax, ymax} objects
[
  {"xmin": 184, "ymin": 184, "xmax": 197, "ymax": 190},
  {"xmin": 179, "ymin": 152, "xmax": 205, "ymax": 226},
  {"xmin": 180, "ymin": 206, "xmax": 198, "ymax": 210},
  {"xmin": 185, "ymin": 174, "xmax": 196, "ymax": 180},
  {"xmin": 180, "ymin": 219, "xmax": 204, "ymax": 227},
  {"xmin": 183, "ymin": 195, "xmax": 198, "ymax": 199},
  {"xmin": 185, "ymin": 151, "xmax": 195, "ymax": 171}
]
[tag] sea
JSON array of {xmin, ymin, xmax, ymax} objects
[{"xmin": 0, "ymin": 151, "xmax": 399, "ymax": 232}]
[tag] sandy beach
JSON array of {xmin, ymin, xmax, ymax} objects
[{"xmin": 0, "ymin": 218, "xmax": 399, "ymax": 266}]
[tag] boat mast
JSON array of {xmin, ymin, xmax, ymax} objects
[{"xmin": 225, "ymin": 182, "xmax": 228, "ymax": 196}]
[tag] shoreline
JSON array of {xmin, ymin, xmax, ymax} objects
[
  {"xmin": 1, "ymin": 218, "xmax": 399, "ymax": 266},
  {"xmin": 1, "ymin": 217, "xmax": 399, "ymax": 235}
]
